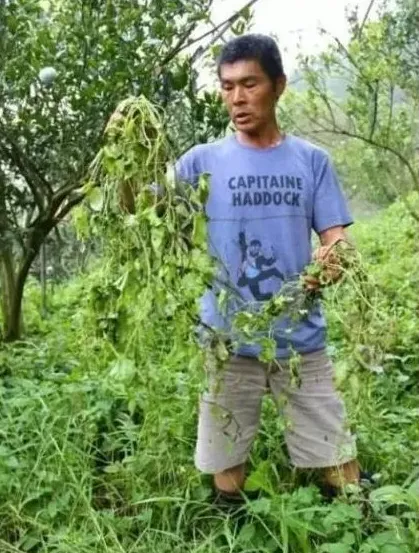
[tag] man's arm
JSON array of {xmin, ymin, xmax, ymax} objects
[
  {"xmin": 306, "ymin": 148, "xmax": 354, "ymax": 291},
  {"xmin": 318, "ymin": 225, "xmax": 347, "ymax": 247},
  {"xmin": 259, "ymin": 256, "xmax": 276, "ymax": 267}
]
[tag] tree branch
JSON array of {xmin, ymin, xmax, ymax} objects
[
  {"xmin": 49, "ymin": 182, "xmax": 80, "ymax": 215},
  {"xmin": 0, "ymin": 119, "xmax": 53, "ymax": 197},
  {"xmin": 357, "ymin": 0, "xmax": 376, "ymax": 39},
  {"xmin": 159, "ymin": 0, "xmax": 216, "ymax": 67},
  {"xmin": 310, "ymin": 125, "xmax": 419, "ymax": 220},
  {"xmin": 319, "ymin": 30, "xmax": 374, "ymax": 94},
  {"xmin": 369, "ymin": 80, "xmax": 379, "ymax": 140},
  {"xmin": 54, "ymin": 192, "xmax": 85, "ymax": 223},
  {"xmin": 158, "ymin": 22, "xmax": 198, "ymax": 70},
  {"xmin": 0, "ymin": 142, "xmax": 45, "ymax": 212},
  {"xmin": 386, "ymin": 84, "xmax": 394, "ymax": 140},
  {"xmin": 191, "ymin": 12, "xmax": 236, "ymax": 64},
  {"xmin": 337, "ymin": 130, "xmax": 418, "ymax": 191},
  {"xmin": 161, "ymin": 0, "xmax": 260, "ymax": 68}
]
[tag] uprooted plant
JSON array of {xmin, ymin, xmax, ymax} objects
[{"xmin": 76, "ymin": 95, "xmax": 376, "ymax": 385}]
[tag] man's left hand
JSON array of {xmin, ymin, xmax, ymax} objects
[{"xmin": 304, "ymin": 243, "xmax": 344, "ymax": 291}]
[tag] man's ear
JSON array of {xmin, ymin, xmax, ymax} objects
[{"xmin": 275, "ymin": 75, "xmax": 287, "ymax": 100}]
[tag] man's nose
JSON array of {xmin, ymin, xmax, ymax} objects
[{"xmin": 232, "ymin": 86, "xmax": 245, "ymax": 105}]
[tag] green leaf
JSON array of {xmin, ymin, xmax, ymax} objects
[
  {"xmin": 72, "ymin": 205, "xmax": 90, "ymax": 239},
  {"xmin": 362, "ymin": 530, "xmax": 411, "ymax": 553},
  {"xmin": 258, "ymin": 337, "xmax": 276, "ymax": 363},
  {"xmin": 238, "ymin": 523, "xmax": 256, "ymax": 543},
  {"xmin": 215, "ymin": 340, "xmax": 229, "ymax": 362},
  {"xmin": 407, "ymin": 477, "xmax": 419, "ymax": 496},
  {"xmin": 108, "ymin": 358, "xmax": 136, "ymax": 383},
  {"xmin": 319, "ymin": 544, "xmax": 353, "ymax": 553},
  {"xmin": 151, "ymin": 227, "xmax": 165, "ymax": 252},
  {"xmin": 137, "ymin": 507, "xmax": 153, "ymax": 523},
  {"xmin": 197, "ymin": 172, "xmax": 210, "ymax": 204},
  {"xmin": 47, "ymin": 501, "xmax": 58, "ymax": 519},
  {"xmin": 20, "ymin": 535, "xmax": 41, "ymax": 552},
  {"xmin": 192, "ymin": 213, "xmax": 207, "ymax": 246},
  {"xmin": 245, "ymin": 460, "xmax": 275, "ymax": 495},
  {"xmin": 104, "ymin": 463, "xmax": 121, "ymax": 474},
  {"xmin": 211, "ymin": 44, "xmax": 223, "ymax": 60},
  {"xmin": 240, "ymin": 4, "xmax": 252, "ymax": 21},
  {"xmin": 323, "ymin": 504, "xmax": 362, "ymax": 533},
  {"xmin": 87, "ymin": 187, "xmax": 104, "ymax": 212},
  {"xmin": 172, "ymin": 64, "xmax": 188, "ymax": 90},
  {"xmin": 370, "ymin": 485, "xmax": 406, "ymax": 504},
  {"xmin": 341, "ymin": 532, "xmax": 356, "ymax": 546},
  {"xmin": 5, "ymin": 456, "xmax": 19, "ymax": 468},
  {"xmin": 248, "ymin": 497, "xmax": 272, "ymax": 515}
]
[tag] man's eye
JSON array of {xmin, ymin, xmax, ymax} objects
[
  {"xmin": 222, "ymin": 84, "xmax": 233, "ymax": 91},
  {"xmin": 245, "ymin": 82, "xmax": 256, "ymax": 89}
]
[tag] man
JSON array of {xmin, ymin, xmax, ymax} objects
[{"xmin": 175, "ymin": 34, "xmax": 360, "ymax": 502}]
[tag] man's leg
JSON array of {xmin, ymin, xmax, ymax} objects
[
  {"xmin": 269, "ymin": 350, "xmax": 358, "ymax": 492},
  {"xmin": 214, "ymin": 463, "xmax": 246, "ymax": 494},
  {"xmin": 323, "ymin": 459, "xmax": 360, "ymax": 488},
  {"xmin": 258, "ymin": 267, "xmax": 284, "ymax": 281},
  {"xmin": 248, "ymin": 280, "xmax": 272, "ymax": 301},
  {"xmin": 195, "ymin": 355, "xmax": 267, "ymax": 494}
]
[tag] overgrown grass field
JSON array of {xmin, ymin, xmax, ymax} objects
[{"xmin": 0, "ymin": 198, "xmax": 418, "ymax": 553}]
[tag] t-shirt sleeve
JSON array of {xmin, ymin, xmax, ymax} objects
[
  {"xmin": 312, "ymin": 149, "xmax": 353, "ymax": 233},
  {"xmin": 174, "ymin": 146, "xmax": 201, "ymax": 189}
]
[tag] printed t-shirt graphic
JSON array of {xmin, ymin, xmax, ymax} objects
[
  {"xmin": 237, "ymin": 231, "xmax": 284, "ymax": 301},
  {"xmin": 175, "ymin": 134, "xmax": 353, "ymax": 358}
]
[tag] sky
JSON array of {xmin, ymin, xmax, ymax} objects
[{"xmin": 198, "ymin": 0, "xmax": 380, "ymax": 84}]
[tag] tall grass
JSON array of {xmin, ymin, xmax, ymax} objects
[{"xmin": 0, "ymin": 197, "xmax": 418, "ymax": 552}]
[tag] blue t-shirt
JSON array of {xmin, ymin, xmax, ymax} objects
[{"xmin": 175, "ymin": 134, "xmax": 353, "ymax": 358}]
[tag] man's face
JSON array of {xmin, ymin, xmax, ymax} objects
[
  {"xmin": 219, "ymin": 59, "xmax": 285, "ymax": 135},
  {"xmin": 249, "ymin": 242, "xmax": 261, "ymax": 257}
]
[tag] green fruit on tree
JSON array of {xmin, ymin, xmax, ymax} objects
[{"xmin": 38, "ymin": 66, "xmax": 57, "ymax": 86}]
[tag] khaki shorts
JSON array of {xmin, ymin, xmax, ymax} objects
[{"xmin": 195, "ymin": 349, "xmax": 356, "ymax": 473}]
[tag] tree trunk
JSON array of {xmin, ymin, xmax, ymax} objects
[
  {"xmin": 3, "ymin": 226, "xmax": 48, "ymax": 342},
  {"xmin": 40, "ymin": 242, "xmax": 47, "ymax": 316},
  {"xmin": 0, "ymin": 247, "xmax": 17, "ymax": 340},
  {"xmin": 4, "ymin": 276, "xmax": 23, "ymax": 342},
  {"xmin": 0, "ymin": 168, "xmax": 20, "ymax": 340}
]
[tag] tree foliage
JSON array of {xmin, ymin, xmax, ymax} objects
[
  {"xmin": 287, "ymin": 0, "xmax": 419, "ymax": 212},
  {"xmin": 0, "ymin": 0, "xmax": 254, "ymax": 340}
]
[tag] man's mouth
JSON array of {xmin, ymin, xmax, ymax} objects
[{"xmin": 234, "ymin": 112, "xmax": 251, "ymax": 124}]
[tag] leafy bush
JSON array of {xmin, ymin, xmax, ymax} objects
[{"xmin": 324, "ymin": 194, "xmax": 419, "ymax": 482}]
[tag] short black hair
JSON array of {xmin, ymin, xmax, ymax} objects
[
  {"xmin": 217, "ymin": 34, "xmax": 285, "ymax": 83},
  {"xmin": 250, "ymin": 239, "xmax": 261, "ymax": 247}
]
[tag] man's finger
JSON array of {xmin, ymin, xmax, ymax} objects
[{"xmin": 303, "ymin": 275, "xmax": 321, "ymax": 290}]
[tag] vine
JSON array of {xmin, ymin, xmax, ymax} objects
[{"xmin": 76, "ymin": 95, "xmax": 374, "ymax": 387}]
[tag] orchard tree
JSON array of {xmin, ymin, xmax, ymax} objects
[
  {"xmin": 292, "ymin": 0, "xmax": 419, "ymax": 213},
  {"xmin": 0, "ymin": 0, "xmax": 256, "ymax": 341}
]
